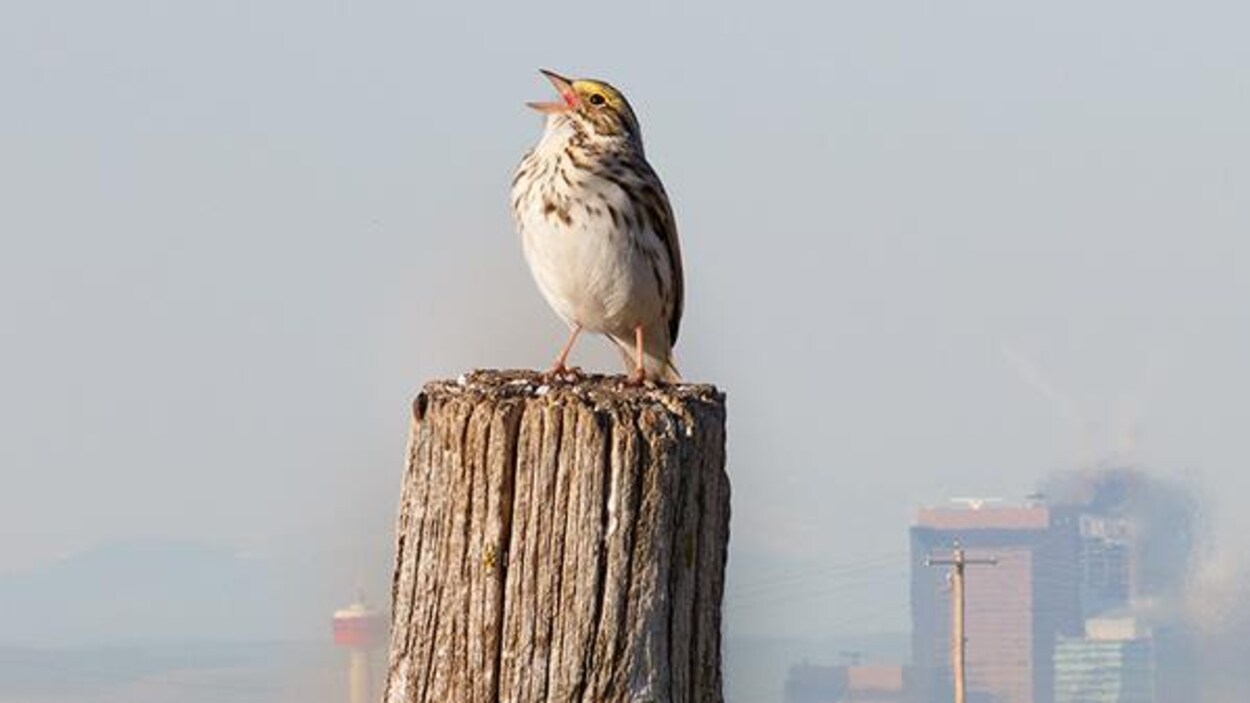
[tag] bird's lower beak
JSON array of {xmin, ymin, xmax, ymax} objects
[{"xmin": 527, "ymin": 69, "xmax": 577, "ymax": 114}]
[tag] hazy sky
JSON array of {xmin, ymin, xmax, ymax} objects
[{"xmin": 3, "ymin": 0, "xmax": 1248, "ymax": 647}]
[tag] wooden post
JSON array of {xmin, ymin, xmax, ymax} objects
[{"xmin": 384, "ymin": 369, "xmax": 730, "ymax": 703}]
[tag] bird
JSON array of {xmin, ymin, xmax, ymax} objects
[{"xmin": 510, "ymin": 69, "xmax": 684, "ymax": 384}]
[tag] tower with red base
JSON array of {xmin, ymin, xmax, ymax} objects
[{"xmin": 332, "ymin": 599, "xmax": 385, "ymax": 703}]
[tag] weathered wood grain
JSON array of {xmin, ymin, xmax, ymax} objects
[{"xmin": 384, "ymin": 369, "xmax": 729, "ymax": 703}]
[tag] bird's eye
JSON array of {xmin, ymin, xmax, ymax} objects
[{"xmin": 588, "ymin": 93, "xmax": 606, "ymax": 106}]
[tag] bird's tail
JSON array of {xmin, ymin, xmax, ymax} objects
[{"xmin": 609, "ymin": 323, "xmax": 682, "ymax": 384}]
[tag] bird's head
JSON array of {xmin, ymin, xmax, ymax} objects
[{"xmin": 527, "ymin": 69, "xmax": 642, "ymax": 145}]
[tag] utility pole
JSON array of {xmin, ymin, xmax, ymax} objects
[{"xmin": 926, "ymin": 540, "xmax": 997, "ymax": 703}]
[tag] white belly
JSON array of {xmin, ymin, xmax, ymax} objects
[{"xmin": 518, "ymin": 198, "xmax": 663, "ymax": 335}]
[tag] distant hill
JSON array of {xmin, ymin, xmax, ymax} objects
[
  {"xmin": 0, "ymin": 641, "xmax": 343, "ymax": 703},
  {"xmin": 0, "ymin": 540, "xmax": 369, "ymax": 646}
]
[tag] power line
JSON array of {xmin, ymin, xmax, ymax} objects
[{"xmin": 727, "ymin": 552, "xmax": 908, "ymax": 599}]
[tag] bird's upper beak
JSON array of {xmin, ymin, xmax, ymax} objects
[{"xmin": 527, "ymin": 69, "xmax": 578, "ymax": 114}]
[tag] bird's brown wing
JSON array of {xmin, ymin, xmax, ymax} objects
[{"xmin": 637, "ymin": 161, "xmax": 684, "ymax": 346}]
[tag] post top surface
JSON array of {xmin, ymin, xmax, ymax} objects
[{"xmin": 417, "ymin": 368, "xmax": 725, "ymax": 410}]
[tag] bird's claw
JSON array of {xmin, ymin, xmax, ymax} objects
[{"xmin": 544, "ymin": 364, "xmax": 585, "ymax": 384}]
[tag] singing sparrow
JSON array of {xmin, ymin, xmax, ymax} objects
[{"xmin": 510, "ymin": 70, "xmax": 684, "ymax": 383}]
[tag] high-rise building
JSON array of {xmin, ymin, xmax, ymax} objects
[
  {"xmin": 1077, "ymin": 513, "xmax": 1131, "ymax": 619},
  {"xmin": 1039, "ymin": 467, "xmax": 1200, "ymax": 702},
  {"xmin": 910, "ymin": 503, "xmax": 1081, "ymax": 703},
  {"xmin": 1054, "ymin": 618, "xmax": 1154, "ymax": 703},
  {"xmin": 1037, "ymin": 467, "xmax": 1197, "ymax": 607}
]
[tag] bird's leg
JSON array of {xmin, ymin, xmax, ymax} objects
[
  {"xmin": 629, "ymin": 324, "xmax": 647, "ymax": 384},
  {"xmin": 547, "ymin": 324, "xmax": 583, "ymax": 378}
]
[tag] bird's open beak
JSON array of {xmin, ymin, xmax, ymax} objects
[{"xmin": 527, "ymin": 69, "xmax": 577, "ymax": 114}]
